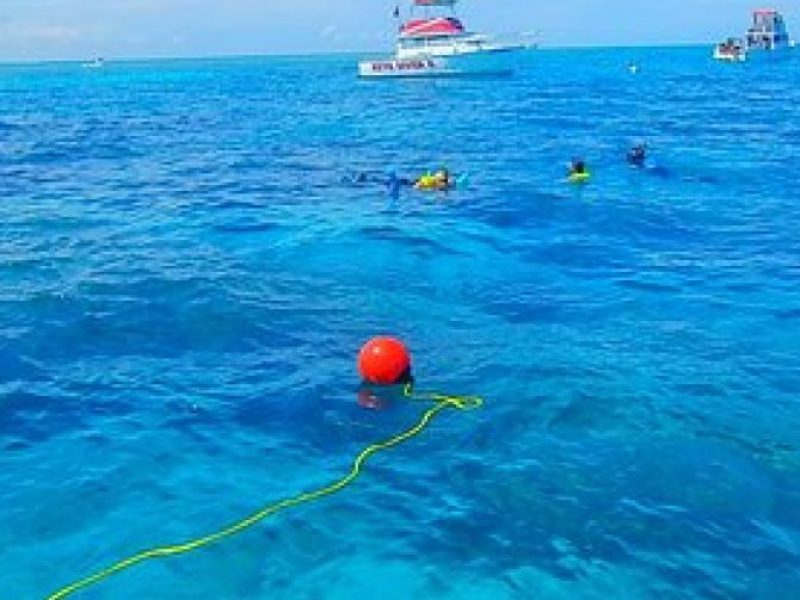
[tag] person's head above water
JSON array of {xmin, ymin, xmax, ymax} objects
[
  {"xmin": 627, "ymin": 143, "xmax": 647, "ymax": 166},
  {"xmin": 570, "ymin": 159, "xmax": 586, "ymax": 174}
]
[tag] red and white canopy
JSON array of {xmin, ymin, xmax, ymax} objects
[{"xmin": 400, "ymin": 17, "xmax": 465, "ymax": 38}]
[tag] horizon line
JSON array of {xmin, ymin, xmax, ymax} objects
[{"xmin": 0, "ymin": 41, "xmax": 711, "ymax": 66}]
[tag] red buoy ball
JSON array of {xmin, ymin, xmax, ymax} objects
[{"xmin": 358, "ymin": 337, "xmax": 412, "ymax": 385}]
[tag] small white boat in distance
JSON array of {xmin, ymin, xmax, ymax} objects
[
  {"xmin": 713, "ymin": 38, "xmax": 746, "ymax": 62},
  {"xmin": 359, "ymin": 0, "xmax": 529, "ymax": 78},
  {"xmin": 82, "ymin": 57, "xmax": 105, "ymax": 69}
]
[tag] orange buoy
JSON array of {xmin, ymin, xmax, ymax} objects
[{"xmin": 358, "ymin": 337, "xmax": 411, "ymax": 385}]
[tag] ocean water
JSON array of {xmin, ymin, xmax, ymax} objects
[{"xmin": 1, "ymin": 47, "xmax": 799, "ymax": 599}]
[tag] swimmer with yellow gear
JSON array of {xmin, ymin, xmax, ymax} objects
[
  {"xmin": 415, "ymin": 168, "xmax": 456, "ymax": 191},
  {"xmin": 345, "ymin": 167, "xmax": 465, "ymax": 195},
  {"xmin": 567, "ymin": 158, "xmax": 591, "ymax": 184}
]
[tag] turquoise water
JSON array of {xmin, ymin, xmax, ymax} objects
[{"xmin": 1, "ymin": 47, "xmax": 799, "ymax": 598}]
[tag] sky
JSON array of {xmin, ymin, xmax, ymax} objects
[{"xmin": 0, "ymin": 0, "xmax": 796, "ymax": 61}]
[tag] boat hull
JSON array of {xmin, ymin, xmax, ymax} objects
[
  {"xmin": 712, "ymin": 49, "xmax": 746, "ymax": 62},
  {"xmin": 358, "ymin": 47, "xmax": 523, "ymax": 78},
  {"xmin": 713, "ymin": 45, "xmax": 794, "ymax": 63}
]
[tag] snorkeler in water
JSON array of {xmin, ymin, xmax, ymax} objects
[
  {"xmin": 625, "ymin": 143, "xmax": 673, "ymax": 178},
  {"xmin": 346, "ymin": 168, "xmax": 461, "ymax": 195},
  {"xmin": 566, "ymin": 158, "xmax": 591, "ymax": 184},
  {"xmin": 569, "ymin": 159, "xmax": 587, "ymax": 176},
  {"xmin": 627, "ymin": 143, "xmax": 647, "ymax": 168},
  {"xmin": 414, "ymin": 168, "xmax": 458, "ymax": 191}
]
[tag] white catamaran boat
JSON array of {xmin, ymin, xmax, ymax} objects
[
  {"xmin": 359, "ymin": 0, "xmax": 529, "ymax": 78},
  {"xmin": 713, "ymin": 9, "xmax": 794, "ymax": 62}
]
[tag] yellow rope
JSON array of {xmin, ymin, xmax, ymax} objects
[{"xmin": 45, "ymin": 388, "xmax": 482, "ymax": 600}]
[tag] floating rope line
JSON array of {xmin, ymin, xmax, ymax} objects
[{"xmin": 45, "ymin": 385, "xmax": 482, "ymax": 600}]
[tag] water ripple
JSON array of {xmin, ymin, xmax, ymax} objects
[{"xmin": 1, "ymin": 49, "xmax": 799, "ymax": 599}]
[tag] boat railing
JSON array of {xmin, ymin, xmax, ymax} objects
[{"xmin": 398, "ymin": 32, "xmax": 485, "ymax": 48}]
